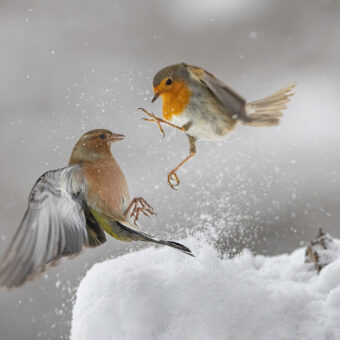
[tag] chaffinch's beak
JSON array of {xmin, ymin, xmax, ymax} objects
[
  {"xmin": 109, "ymin": 133, "xmax": 125, "ymax": 142},
  {"xmin": 151, "ymin": 92, "xmax": 160, "ymax": 103}
]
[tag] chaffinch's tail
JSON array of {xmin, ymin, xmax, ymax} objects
[{"xmin": 116, "ymin": 221, "xmax": 194, "ymax": 257}]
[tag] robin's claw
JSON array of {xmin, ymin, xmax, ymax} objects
[
  {"xmin": 167, "ymin": 171, "xmax": 180, "ymax": 190},
  {"xmin": 138, "ymin": 108, "xmax": 165, "ymax": 138},
  {"xmin": 137, "ymin": 107, "xmax": 151, "ymax": 116}
]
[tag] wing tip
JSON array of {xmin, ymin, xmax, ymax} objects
[{"xmin": 165, "ymin": 241, "xmax": 195, "ymax": 257}]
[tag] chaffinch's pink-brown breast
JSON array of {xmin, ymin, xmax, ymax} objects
[{"xmin": 82, "ymin": 158, "xmax": 130, "ymax": 218}]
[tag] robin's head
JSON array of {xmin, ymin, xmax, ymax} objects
[
  {"xmin": 70, "ymin": 129, "xmax": 125, "ymax": 164},
  {"xmin": 152, "ymin": 63, "xmax": 190, "ymax": 103}
]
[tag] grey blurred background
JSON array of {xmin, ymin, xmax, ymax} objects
[{"xmin": 1, "ymin": 0, "xmax": 340, "ymax": 339}]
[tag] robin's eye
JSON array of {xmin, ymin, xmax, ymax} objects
[
  {"xmin": 166, "ymin": 78, "xmax": 172, "ymax": 85},
  {"xmin": 99, "ymin": 134, "xmax": 106, "ymax": 139}
]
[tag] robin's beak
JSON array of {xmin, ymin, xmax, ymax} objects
[
  {"xmin": 109, "ymin": 133, "xmax": 125, "ymax": 142},
  {"xmin": 151, "ymin": 92, "xmax": 160, "ymax": 103}
]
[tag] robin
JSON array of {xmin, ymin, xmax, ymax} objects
[
  {"xmin": 139, "ymin": 62, "xmax": 295, "ymax": 189},
  {"xmin": 0, "ymin": 129, "xmax": 193, "ymax": 288}
]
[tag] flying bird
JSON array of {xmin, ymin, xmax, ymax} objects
[
  {"xmin": 0, "ymin": 129, "xmax": 193, "ymax": 288},
  {"xmin": 140, "ymin": 62, "xmax": 295, "ymax": 189}
]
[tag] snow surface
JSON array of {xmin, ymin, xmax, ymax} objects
[{"xmin": 71, "ymin": 238, "xmax": 340, "ymax": 340}]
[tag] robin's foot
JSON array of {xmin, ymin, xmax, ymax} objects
[
  {"xmin": 167, "ymin": 170, "xmax": 180, "ymax": 190},
  {"xmin": 138, "ymin": 108, "xmax": 165, "ymax": 138},
  {"xmin": 138, "ymin": 107, "xmax": 188, "ymax": 138},
  {"xmin": 124, "ymin": 197, "xmax": 156, "ymax": 225}
]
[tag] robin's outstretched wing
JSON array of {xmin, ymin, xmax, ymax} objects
[
  {"xmin": 187, "ymin": 65, "xmax": 247, "ymax": 119},
  {"xmin": 0, "ymin": 165, "xmax": 97, "ymax": 288}
]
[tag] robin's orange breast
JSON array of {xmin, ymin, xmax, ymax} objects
[{"xmin": 160, "ymin": 81, "xmax": 192, "ymax": 121}]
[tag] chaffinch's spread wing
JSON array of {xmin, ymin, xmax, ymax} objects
[{"xmin": 0, "ymin": 165, "xmax": 97, "ymax": 288}]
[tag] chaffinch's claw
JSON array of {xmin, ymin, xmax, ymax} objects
[{"xmin": 125, "ymin": 197, "xmax": 156, "ymax": 225}]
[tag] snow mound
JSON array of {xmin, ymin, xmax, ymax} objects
[{"xmin": 71, "ymin": 239, "xmax": 340, "ymax": 340}]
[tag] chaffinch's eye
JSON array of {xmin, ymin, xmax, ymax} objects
[
  {"xmin": 166, "ymin": 78, "xmax": 172, "ymax": 85},
  {"xmin": 99, "ymin": 134, "xmax": 106, "ymax": 139}
]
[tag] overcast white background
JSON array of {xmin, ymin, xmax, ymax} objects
[{"xmin": 0, "ymin": 1, "xmax": 340, "ymax": 339}]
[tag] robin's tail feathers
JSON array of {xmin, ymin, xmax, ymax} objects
[{"xmin": 242, "ymin": 83, "xmax": 296, "ymax": 127}]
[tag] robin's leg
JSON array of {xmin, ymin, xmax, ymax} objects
[
  {"xmin": 124, "ymin": 197, "xmax": 156, "ymax": 225},
  {"xmin": 138, "ymin": 108, "xmax": 187, "ymax": 138},
  {"xmin": 168, "ymin": 135, "xmax": 196, "ymax": 190}
]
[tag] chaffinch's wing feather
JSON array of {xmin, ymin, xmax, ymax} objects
[
  {"xmin": 0, "ymin": 165, "xmax": 92, "ymax": 288},
  {"xmin": 84, "ymin": 207, "xmax": 107, "ymax": 247}
]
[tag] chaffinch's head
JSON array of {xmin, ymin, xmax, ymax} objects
[{"xmin": 70, "ymin": 129, "xmax": 125, "ymax": 164}]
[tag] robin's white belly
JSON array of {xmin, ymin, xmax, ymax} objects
[
  {"xmin": 170, "ymin": 112, "xmax": 236, "ymax": 141},
  {"xmin": 170, "ymin": 114, "xmax": 190, "ymax": 128}
]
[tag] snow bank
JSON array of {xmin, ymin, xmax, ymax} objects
[{"xmin": 71, "ymin": 239, "xmax": 340, "ymax": 340}]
